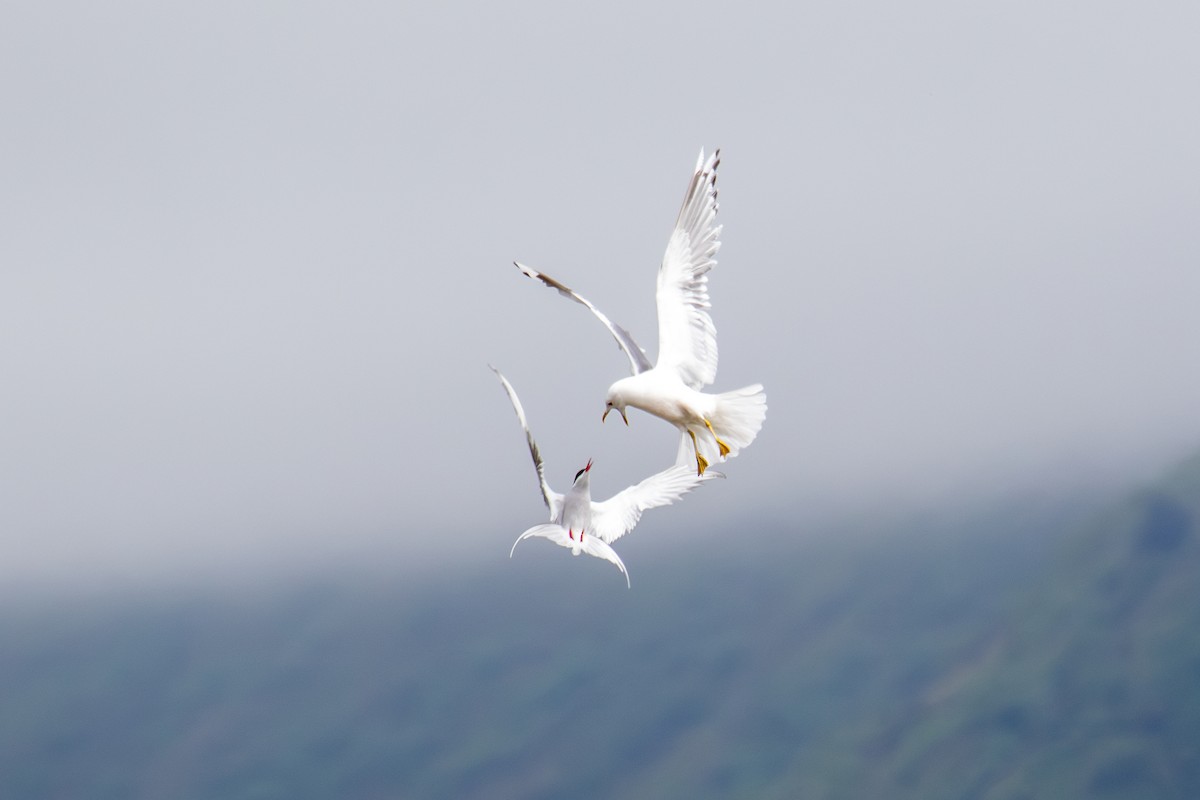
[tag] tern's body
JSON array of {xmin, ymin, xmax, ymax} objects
[
  {"xmin": 516, "ymin": 149, "xmax": 766, "ymax": 475},
  {"xmin": 492, "ymin": 366, "xmax": 719, "ymax": 586},
  {"xmin": 559, "ymin": 473, "xmax": 591, "ymax": 543}
]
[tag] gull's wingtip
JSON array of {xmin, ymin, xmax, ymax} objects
[{"xmin": 695, "ymin": 147, "xmax": 720, "ymax": 173}]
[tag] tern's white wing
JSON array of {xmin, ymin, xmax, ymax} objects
[
  {"xmin": 655, "ymin": 149, "xmax": 722, "ymax": 390},
  {"xmin": 510, "ymin": 523, "xmax": 631, "ymax": 587},
  {"xmin": 515, "ymin": 262, "xmax": 653, "ymax": 375},
  {"xmin": 491, "ymin": 366, "xmax": 564, "ymax": 521},
  {"xmin": 590, "ymin": 464, "xmax": 723, "ymax": 545}
]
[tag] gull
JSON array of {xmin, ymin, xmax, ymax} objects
[
  {"xmin": 515, "ymin": 148, "xmax": 766, "ymax": 476},
  {"xmin": 492, "ymin": 366, "xmax": 720, "ymax": 587}
]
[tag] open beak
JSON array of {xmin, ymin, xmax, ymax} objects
[{"xmin": 602, "ymin": 407, "xmax": 628, "ymax": 426}]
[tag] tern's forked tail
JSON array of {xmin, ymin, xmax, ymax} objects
[{"xmin": 509, "ymin": 523, "xmax": 631, "ymax": 588}]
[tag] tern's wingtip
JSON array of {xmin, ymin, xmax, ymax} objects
[{"xmin": 508, "ymin": 536, "xmax": 524, "ymax": 559}]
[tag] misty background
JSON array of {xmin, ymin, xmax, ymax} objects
[
  {"xmin": 3, "ymin": 1, "xmax": 1199, "ymax": 590},
  {"xmin": 4, "ymin": 3, "xmax": 1200, "ymax": 798}
]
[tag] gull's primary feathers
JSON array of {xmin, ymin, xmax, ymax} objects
[
  {"xmin": 515, "ymin": 149, "xmax": 766, "ymax": 476},
  {"xmin": 492, "ymin": 366, "xmax": 720, "ymax": 587}
]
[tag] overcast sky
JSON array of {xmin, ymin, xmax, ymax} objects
[{"xmin": 2, "ymin": 1, "xmax": 1198, "ymax": 591}]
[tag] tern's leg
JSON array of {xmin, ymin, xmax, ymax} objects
[
  {"xmin": 703, "ymin": 418, "xmax": 732, "ymax": 458},
  {"xmin": 688, "ymin": 429, "xmax": 709, "ymax": 476}
]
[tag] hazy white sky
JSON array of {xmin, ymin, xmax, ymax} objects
[{"xmin": 2, "ymin": 1, "xmax": 1198, "ymax": 589}]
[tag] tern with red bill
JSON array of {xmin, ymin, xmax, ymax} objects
[
  {"xmin": 515, "ymin": 149, "xmax": 766, "ymax": 476},
  {"xmin": 492, "ymin": 366, "xmax": 721, "ymax": 587}
]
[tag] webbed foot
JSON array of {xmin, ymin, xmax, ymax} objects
[
  {"xmin": 688, "ymin": 429, "xmax": 709, "ymax": 475},
  {"xmin": 703, "ymin": 418, "xmax": 731, "ymax": 457}
]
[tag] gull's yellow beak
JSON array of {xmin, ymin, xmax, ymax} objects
[{"xmin": 601, "ymin": 407, "xmax": 629, "ymax": 426}]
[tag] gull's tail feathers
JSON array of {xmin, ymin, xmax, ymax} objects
[
  {"xmin": 712, "ymin": 383, "xmax": 767, "ymax": 457},
  {"xmin": 686, "ymin": 383, "xmax": 767, "ymax": 465},
  {"xmin": 672, "ymin": 378, "xmax": 767, "ymax": 470}
]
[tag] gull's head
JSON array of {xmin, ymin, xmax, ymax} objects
[{"xmin": 602, "ymin": 387, "xmax": 629, "ymax": 426}]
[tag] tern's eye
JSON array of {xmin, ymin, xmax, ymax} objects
[{"xmin": 574, "ymin": 468, "xmax": 585, "ymax": 482}]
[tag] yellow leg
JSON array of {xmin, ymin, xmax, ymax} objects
[
  {"xmin": 703, "ymin": 418, "xmax": 731, "ymax": 457},
  {"xmin": 688, "ymin": 429, "xmax": 709, "ymax": 476}
]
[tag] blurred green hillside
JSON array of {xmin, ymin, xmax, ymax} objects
[
  {"xmin": 848, "ymin": 451, "xmax": 1200, "ymax": 799},
  {"xmin": 1, "ymin": 452, "xmax": 1197, "ymax": 799}
]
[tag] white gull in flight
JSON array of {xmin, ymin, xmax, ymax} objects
[{"xmin": 515, "ymin": 149, "xmax": 766, "ymax": 475}]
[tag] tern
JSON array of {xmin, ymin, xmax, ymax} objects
[
  {"xmin": 515, "ymin": 149, "xmax": 766, "ymax": 476},
  {"xmin": 492, "ymin": 366, "xmax": 720, "ymax": 587}
]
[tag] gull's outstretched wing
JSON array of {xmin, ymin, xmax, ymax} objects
[
  {"xmin": 509, "ymin": 523, "xmax": 631, "ymax": 588},
  {"xmin": 655, "ymin": 149, "xmax": 722, "ymax": 390},
  {"xmin": 491, "ymin": 367, "xmax": 563, "ymax": 521},
  {"xmin": 590, "ymin": 464, "xmax": 723, "ymax": 546},
  {"xmin": 514, "ymin": 262, "xmax": 653, "ymax": 376}
]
